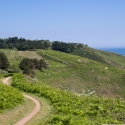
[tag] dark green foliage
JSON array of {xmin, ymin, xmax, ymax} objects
[
  {"xmin": 39, "ymin": 59, "xmax": 48, "ymax": 69},
  {"xmin": 9, "ymin": 64, "xmax": 22, "ymax": 73},
  {"xmin": 19, "ymin": 58, "xmax": 47, "ymax": 76},
  {"xmin": 0, "ymin": 52, "xmax": 10, "ymax": 69},
  {"xmin": 77, "ymin": 43, "xmax": 84, "ymax": 49},
  {"xmin": 52, "ymin": 41, "xmax": 74, "ymax": 53},
  {"xmin": 3, "ymin": 73, "xmax": 14, "ymax": 77},
  {"xmin": 0, "ymin": 37, "xmax": 51, "ymax": 50},
  {"xmin": 19, "ymin": 58, "xmax": 34, "ymax": 70}
]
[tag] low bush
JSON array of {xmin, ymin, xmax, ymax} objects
[{"xmin": 0, "ymin": 82, "xmax": 24, "ymax": 112}]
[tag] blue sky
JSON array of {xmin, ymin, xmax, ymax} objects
[{"xmin": 0, "ymin": 0, "xmax": 125, "ymax": 48}]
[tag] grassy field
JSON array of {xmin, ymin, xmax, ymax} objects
[
  {"xmin": 0, "ymin": 49, "xmax": 41, "ymax": 65},
  {"xmin": 95, "ymin": 49, "xmax": 125, "ymax": 67},
  {"xmin": 0, "ymin": 49, "xmax": 125, "ymax": 98},
  {"xmin": 71, "ymin": 47, "xmax": 125, "ymax": 68},
  {"xmin": 37, "ymin": 49, "xmax": 125, "ymax": 98}
]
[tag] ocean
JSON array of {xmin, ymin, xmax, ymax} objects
[{"xmin": 98, "ymin": 48, "xmax": 125, "ymax": 56}]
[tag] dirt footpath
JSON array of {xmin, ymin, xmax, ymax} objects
[
  {"xmin": 2, "ymin": 77, "xmax": 41, "ymax": 125},
  {"xmin": 2, "ymin": 76, "xmax": 11, "ymax": 85},
  {"xmin": 14, "ymin": 94, "xmax": 41, "ymax": 125}
]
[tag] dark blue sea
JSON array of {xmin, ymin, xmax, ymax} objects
[{"xmin": 97, "ymin": 48, "xmax": 125, "ymax": 56}]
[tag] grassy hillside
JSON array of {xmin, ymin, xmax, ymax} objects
[
  {"xmin": 95, "ymin": 49, "xmax": 125, "ymax": 68},
  {"xmin": 0, "ymin": 49, "xmax": 42, "ymax": 73},
  {"xmin": 11, "ymin": 74, "xmax": 125, "ymax": 124},
  {"xmin": 71, "ymin": 47, "xmax": 125, "ymax": 69},
  {"xmin": 0, "ymin": 48, "xmax": 125, "ymax": 124},
  {"xmin": 0, "ymin": 49, "xmax": 125, "ymax": 98},
  {"xmin": 0, "ymin": 49, "xmax": 41, "ymax": 65},
  {"xmin": 37, "ymin": 50, "xmax": 125, "ymax": 98}
]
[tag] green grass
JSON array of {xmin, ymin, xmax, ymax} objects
[
  {"xmin": 71, "ymin": 47, "xmax": 125, "ymax": 68},
  {"xmin": 11, "ymin": 74, "xmax": 125, "ymax": 124},
  {"xmin": 0, "ymin": 95, "xmax": 35, "ymax": 125},
  {"xmin": 1, "ymin": 49, "xmax": 125, "ymax": 98},
  {"xmin": 37, "ymin": 49, "xmax": 125, "ymax": 98},
  {"xmin": 95, "ymin": 49, "xmax": 125, "ymax": 67},
  {"xmin": 71, "ymin": 47, "xmax": 109, "ymax": 65},
  {"xmin": 0, "ymin": 49, "xmax": 41, "ymax": 65},
  {"xmin": 0, "ymin": 82, "xmax": 24, "ymax": 112}
]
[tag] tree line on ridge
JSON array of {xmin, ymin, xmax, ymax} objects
[{"xmin": 0, "ymin": 37, "xmax": 85, "ymax": 53}]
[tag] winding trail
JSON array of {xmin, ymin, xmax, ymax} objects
[
  {"xmin": 14, "ymin": 94, "xmax": 41, "ymax": 125},
  {"xmin": 2, "ymin": 77, "xmax": 41, "ymax": 125},
  {"xmin": 2, "ymin": 76, "xmax": 11, "ymax": 85}
]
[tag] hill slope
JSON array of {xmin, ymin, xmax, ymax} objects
[
  {"xmin": 37, "ymin": 49, "xmax": 125, "ymax": 98},
  {"xmin": 1, "ymin": 49, "xmax": 125, "ymax": 98},
  {"xmin": 71, "ymin": 47, "xmax": 125, "ymax": 69}
]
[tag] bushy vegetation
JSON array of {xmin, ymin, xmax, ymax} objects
[
  {"xmin": 12, "ymin": 74, "xmax": 125, "ymax": 124},
  {"xmin": 0, "ymin": 52, "xmax": 10, "ymax": 70},
  {"xmin": 0, "ymin": 82, "xmax": 24, "ymax": 112},
  {"xmin": 19, "ymin": 58, "xmax": 47, "ymax": 77}
]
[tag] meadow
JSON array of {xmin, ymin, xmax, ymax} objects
[
  {"xmin": 0, "ymin": 48, "xmax": 125, "ymax": 124},
  {"xmin": 37, "ymin": 49, "xmax": 125, "ymax": 98},
  {"xmin": 0, "ymin": 49, "xmax": 125, "ymax": 98}
]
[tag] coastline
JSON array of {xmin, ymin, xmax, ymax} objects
[{"xmin": 97, "ymin": 48, "xmax": 125, "ymax": 56}]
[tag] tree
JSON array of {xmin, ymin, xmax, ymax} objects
[
  {"xmin": 44, "ymin": 41, "xmax": 50, "ymax": 49},
  {"xmin": 19, "ymin": 58, "xmax": 47, "ymax": 76},
  {"xmin": 38, "ymin": 59, "xmax": 47, "ymax": 69},
  {"xmin": 19, "ymin": 58, "xmax": 34, "ymax": 71},
  {"xmin": 0, "ymin": 52, "xmax": 10, "ymax": 70},
  {"xmin": 0, "ymin": 37, "xmax": 51, "ymax": 50},
  {"xmin": 52, "ymin": 41, "xmax": 75, "ymax": 53},
  {"xmin": 77, "ymin": 43, "xmax": 84, "ymax": 49}
]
